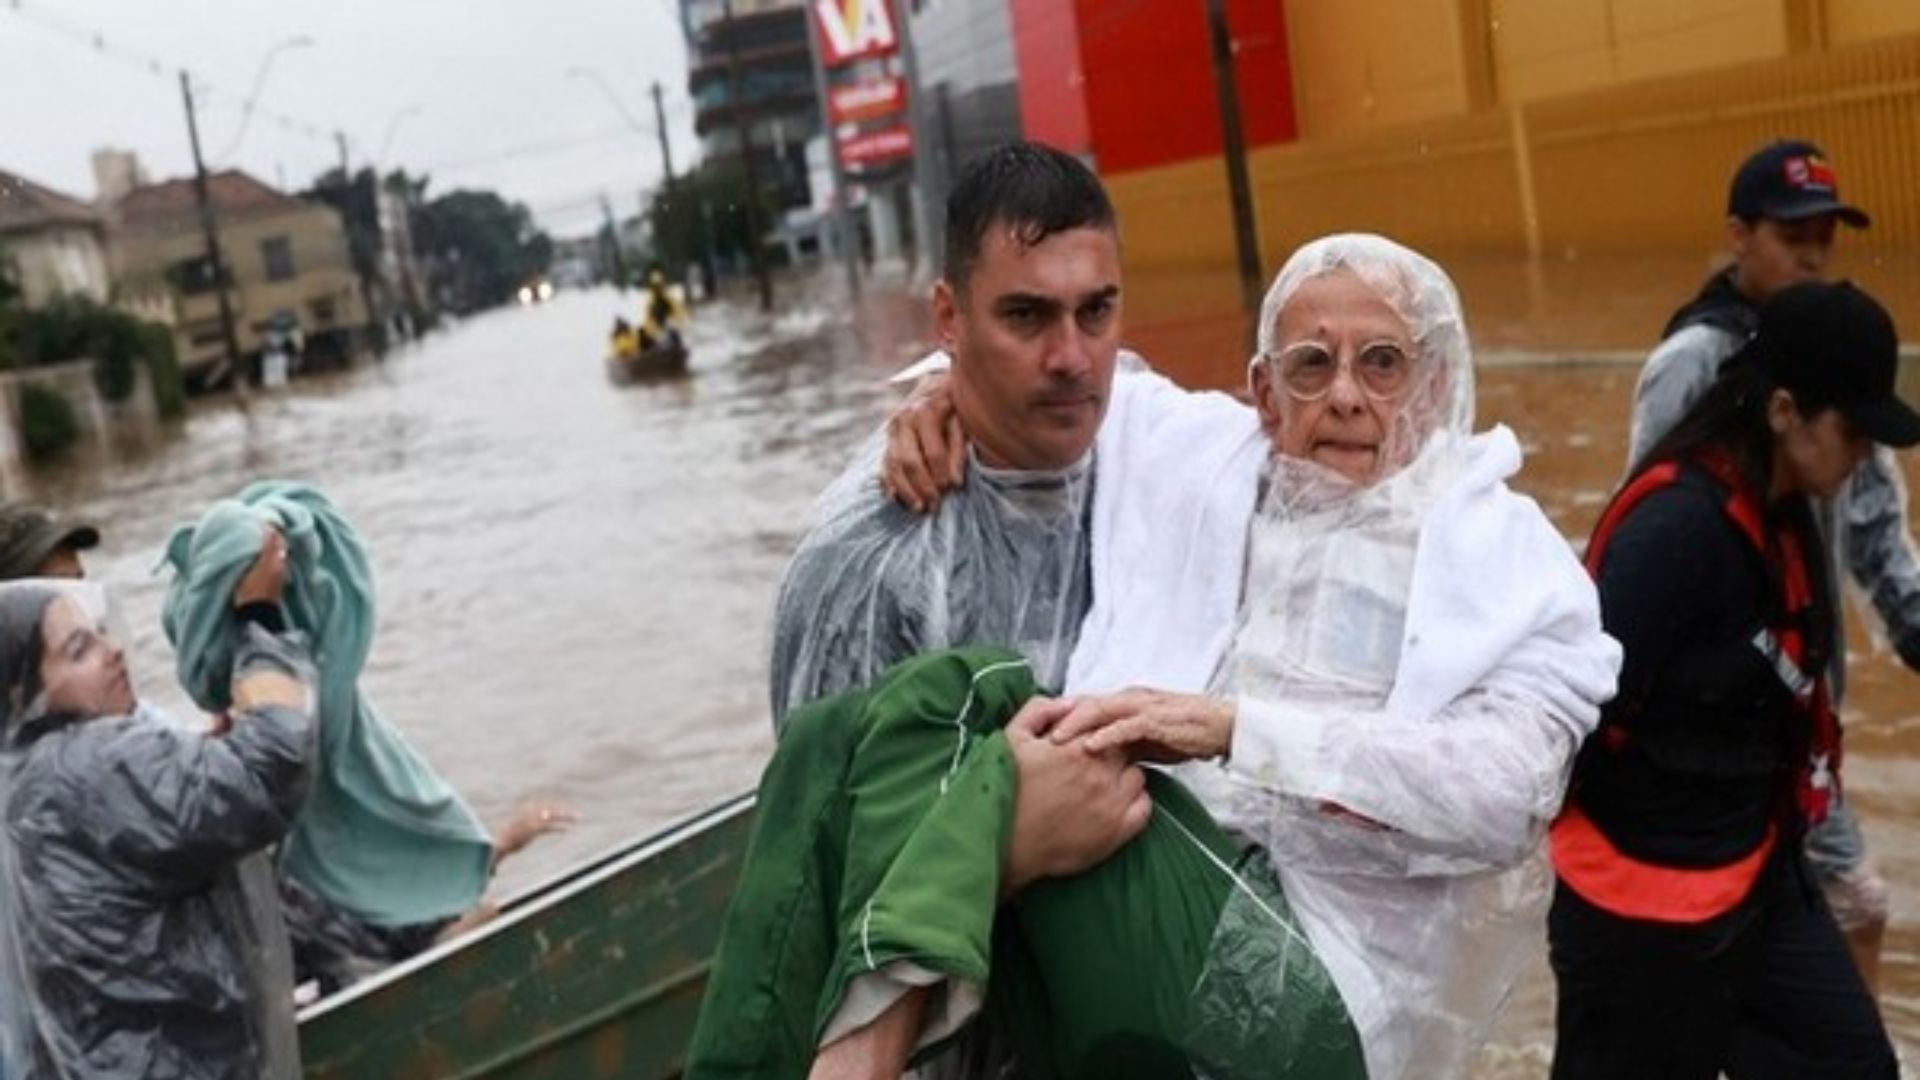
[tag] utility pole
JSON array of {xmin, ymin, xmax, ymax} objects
[
  {"xmin": 891, "ymin": 0, "xmax": 937, "ymax": 281},
  {"xmin": 720, "ymin": 0, "xmax": 774, "ymax": 312},
  {"xmin": 600, "ymin": 193, "xmax": 630, "ymax": 287},
  {"xmin": 179, "ymin": 70, "xmax": 246, "ymax": 399},
  {"xmin": 651, "ymin": 81, "xmax": 677, "ymax": 188},
  {"xmin": 1204, "ymin": 0, "xmax": 1264, "ymax": 334},
  {"xmin": 331, "ymin": 132, "xmax": 383, "ymax": 356},
  {"xmin": 802, "ymin": 0, "xmax": 860, "ymax": 299}
]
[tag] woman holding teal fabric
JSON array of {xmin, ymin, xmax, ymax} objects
[{"xmin": 0, "ymin": 536, "xmax": 309, "ymax": 1079}]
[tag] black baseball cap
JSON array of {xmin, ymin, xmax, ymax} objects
[
  {"xmin": 1728, "ymin": 140, "xmax": 1870, "ymax": 228},
  {"xmin": 0, "ymin": 504, "xmax": 99, "ymax": 580},
  {"xmin": 1749, "ymin": 281, "xmax": 1920, "ymax": 448}
]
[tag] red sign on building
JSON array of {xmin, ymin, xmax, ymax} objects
[
  {"xmin": 837, "ymin": 124, "xmax": 914, "ymax": 170},
  {"xmin": 813, "ymin": 0, "xmax": 898, "ymax": 67},
  {"xmin": 829, "ymin": 76, "xmax": 906, "ymax": 124}
]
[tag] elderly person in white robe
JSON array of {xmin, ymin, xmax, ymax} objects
[{"xmin": 1035, "ymin": 233, "xmax": 1621, "ymax": 1079}]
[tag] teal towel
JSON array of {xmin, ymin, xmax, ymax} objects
[{"xmin": 162, "ymin": 480, "xmax": 493, "ymax": 927}]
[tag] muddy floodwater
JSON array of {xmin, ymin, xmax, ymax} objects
[{"xmin": 29, "ymin": 274, "xmax": 1920, "ymax": 1074}]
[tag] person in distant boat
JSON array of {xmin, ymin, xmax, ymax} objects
[
  {"xmin": 637, "ymin": 267, "xmax": 687, "ymax": 352},
  {"xmin": 611, "ymin": 317, "xmax": 640, "ymax": 361}
]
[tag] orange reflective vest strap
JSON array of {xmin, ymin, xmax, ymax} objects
[
  {"xmin": 1582, "ymin": 462, "xmax": 1681, "ymax": 577},
  {"xmin": 1550, "ymin": 802, "xmax": 1777, "ymax": 924}
]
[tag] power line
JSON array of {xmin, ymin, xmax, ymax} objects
[
  {"xmin": 420, "ymin": 128, "xmax": 651, "ymax": 175},
  {"xmin": 3, "ymin": 0, "xmax": 340, "ymax": 148}
]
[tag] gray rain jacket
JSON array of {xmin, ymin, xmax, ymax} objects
[
  {"xmin": 0, "ymin": 585, "xmax": 313, "ymax": 1080},
  {"xmin": 769, "ymin": 433, "xmax": 1095, "ymax": 728}
]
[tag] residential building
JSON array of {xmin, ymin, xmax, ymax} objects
[
  {"xmin": 0, "ymin": 169, "xmax": 111, "ymax": 308},
  {"xmin": 107, "ymin": 169, "xmax": 366, "ymax": 380}
]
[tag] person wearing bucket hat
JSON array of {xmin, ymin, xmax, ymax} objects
[
  {"xmin": 0, "ymin": 502, "xmax": 100, "ymax": 580},
  {"xmin": 1626, "ymin": 140, "xmax": 1908, "ymax": 998},
  {"xmin": 1551, "ymin": 280, "xmax": 1909, "ymax": 1079}
]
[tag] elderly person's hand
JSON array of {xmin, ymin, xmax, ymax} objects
[
  {"xmin": 1002, "ymin": 696, "xmax": 1150, "ymax": 894},
  {"xmin": 1048, "ymin": 688, "xmax": 1235, "ymax": 764},
  {"xmin": 882, "ymin": 371, "xmax": 967, "ymax": 513}
]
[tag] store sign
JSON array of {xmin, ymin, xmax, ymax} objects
[
  {"xmin": 838, "ymin": 124, "xmax": 914, "ymax": 170},
  {"xmin": 814, "ymin": 0, "xmax": 897, "ymax": 67},
  {"xmin": 828, "ymin": 76, "xmax": 905, "ymax": 124}
]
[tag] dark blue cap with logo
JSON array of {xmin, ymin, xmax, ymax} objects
[{"xmin": 1728, "ymin": 140, "xmax": 1870, "ymax": 228}]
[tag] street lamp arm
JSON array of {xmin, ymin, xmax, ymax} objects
[
  {"xmin": 377, "ymin": 104, "xmax": 425, "ymax": 168},
  {"xmin": 212, "ymin": 34, "xmax": 316, "ymax": 164}
]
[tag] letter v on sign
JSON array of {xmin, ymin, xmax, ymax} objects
[{"xmin": 814, "ymin": 0, "xmax": 898, "ymax": 67}]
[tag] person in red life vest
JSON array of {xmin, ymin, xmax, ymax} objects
[{"xmin": 1549, "ymin": 280, "xmax": 1911, "ymax": 1079}]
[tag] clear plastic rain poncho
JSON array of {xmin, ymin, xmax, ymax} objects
[
  {"xmin": 1155, "ymin": 235, "xmax": 1619, "ymax": 1080},
  {"xmin": 769, "ymin": 434, "xmax": 1092, "ymax": 726},
  {"xmin": 0, "ymin": 581, "xmax": 312, "ymax": 1080}
]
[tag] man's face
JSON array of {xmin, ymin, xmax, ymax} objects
[
  {"xmin": 933, "ymin": 223, "xmax": 1122, "ymax": 470},
  {"xmin": 1729, "ymin": 214, "xmax": 1838, "ymax": 303}
]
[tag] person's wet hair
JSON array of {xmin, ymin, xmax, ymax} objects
[{"xmin": 943, "ymin": 141, "xmax": 1116, "ymax": 293}]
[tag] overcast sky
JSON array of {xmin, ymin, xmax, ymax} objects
[{"xmin": 1, "ymin": 0, "xmax": 704, "ymax": 237}]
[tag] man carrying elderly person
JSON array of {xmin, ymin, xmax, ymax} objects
[{"xmin": 689, "ymin": 136, "xmax": 1618, "ymax": 1080}]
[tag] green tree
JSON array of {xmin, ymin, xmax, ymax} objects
[
  {"xmin": 644, "ymin": 161, "xmax": 778, "ymax": 278},
  {"xmin": 18, "ymin": 383, "xmax": 78, "ymax": 460},
  {"xmin": 0, "ymin": 297, "xmax": 185, "ymax": 418},
  {"xmin": 412, "ymin": 189, "xmax": 553, "ymax": 312}
]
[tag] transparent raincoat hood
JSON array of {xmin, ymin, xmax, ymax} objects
[{"xmin": 0, "ymin": 580, "xmax": 310, "ymax": 1080}]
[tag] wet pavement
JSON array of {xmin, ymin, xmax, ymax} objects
[{"xmin": 27, "ymin": 269, "xmax": 1920, "ymax": 1074}]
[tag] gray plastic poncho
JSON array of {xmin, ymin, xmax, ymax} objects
[
  {"xmin": 770, "ymin": 436, "xmax": 1093, "ymax": 726},
  {"xmin": 0, "ymin": 581, "xmax": 311, "ymax": 1080}
]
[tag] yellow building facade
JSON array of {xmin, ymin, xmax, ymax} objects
[{"xmin": 1108, "ymin": 0, "xmax": 1920, "ymax": 276}]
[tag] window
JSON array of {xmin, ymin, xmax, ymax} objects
[
  {"xmin": 261, "ymin": 236, "xmax": 295, "ymax": 282},
  {"xmin": 309, "ymin": 298, "xmax": 336, "ymax": 325},
  {"xmin": 166, "ymin": 255, "xmax": 223, "ymax": 295}
]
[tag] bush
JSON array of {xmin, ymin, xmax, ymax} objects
[
  {"xmin": 18, "ymin": 383, "xmax": 79, "ymax": 461},
  {"xmin": 0, "ymin": 297, "xmax": 182, "ymax": 412},
  {"xmin": 136, "ymin": 322, "xmax": 185, "ymax": 419}
]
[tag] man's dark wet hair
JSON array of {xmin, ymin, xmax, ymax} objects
[{"xmin": 943, "ymin": 141, "xmax": 1116, "ymax": 292}]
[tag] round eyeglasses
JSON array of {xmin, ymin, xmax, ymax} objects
[{"xmin": 1264, "ymin": 339, "xmax": 1416, "ymax": 402}]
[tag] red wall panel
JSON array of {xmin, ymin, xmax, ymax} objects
[
  {"xmin": 1011, "ymin": 0, "xmax": 1297, "ymax": 176},
  {"xmin": 1011, "ymin": 0, "xmax": 1093, "ymax": 154}
]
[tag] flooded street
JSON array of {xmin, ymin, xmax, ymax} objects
[{"xmin": 26, "ymin": 274, "xmax": 1920, "ymax": 1073}]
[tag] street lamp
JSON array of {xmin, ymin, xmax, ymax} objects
[{"xmin": 212, "ymin": 34, "xmax": 316, "ymax": 163}]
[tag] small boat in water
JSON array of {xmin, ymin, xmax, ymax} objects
[
  {"xmin": 607, "ymin": 337, "xmax": 690, "ymax": 384},
  {"xmin": 298, "ymin": 793, "xmax": 754, "ymax": 1079}
]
